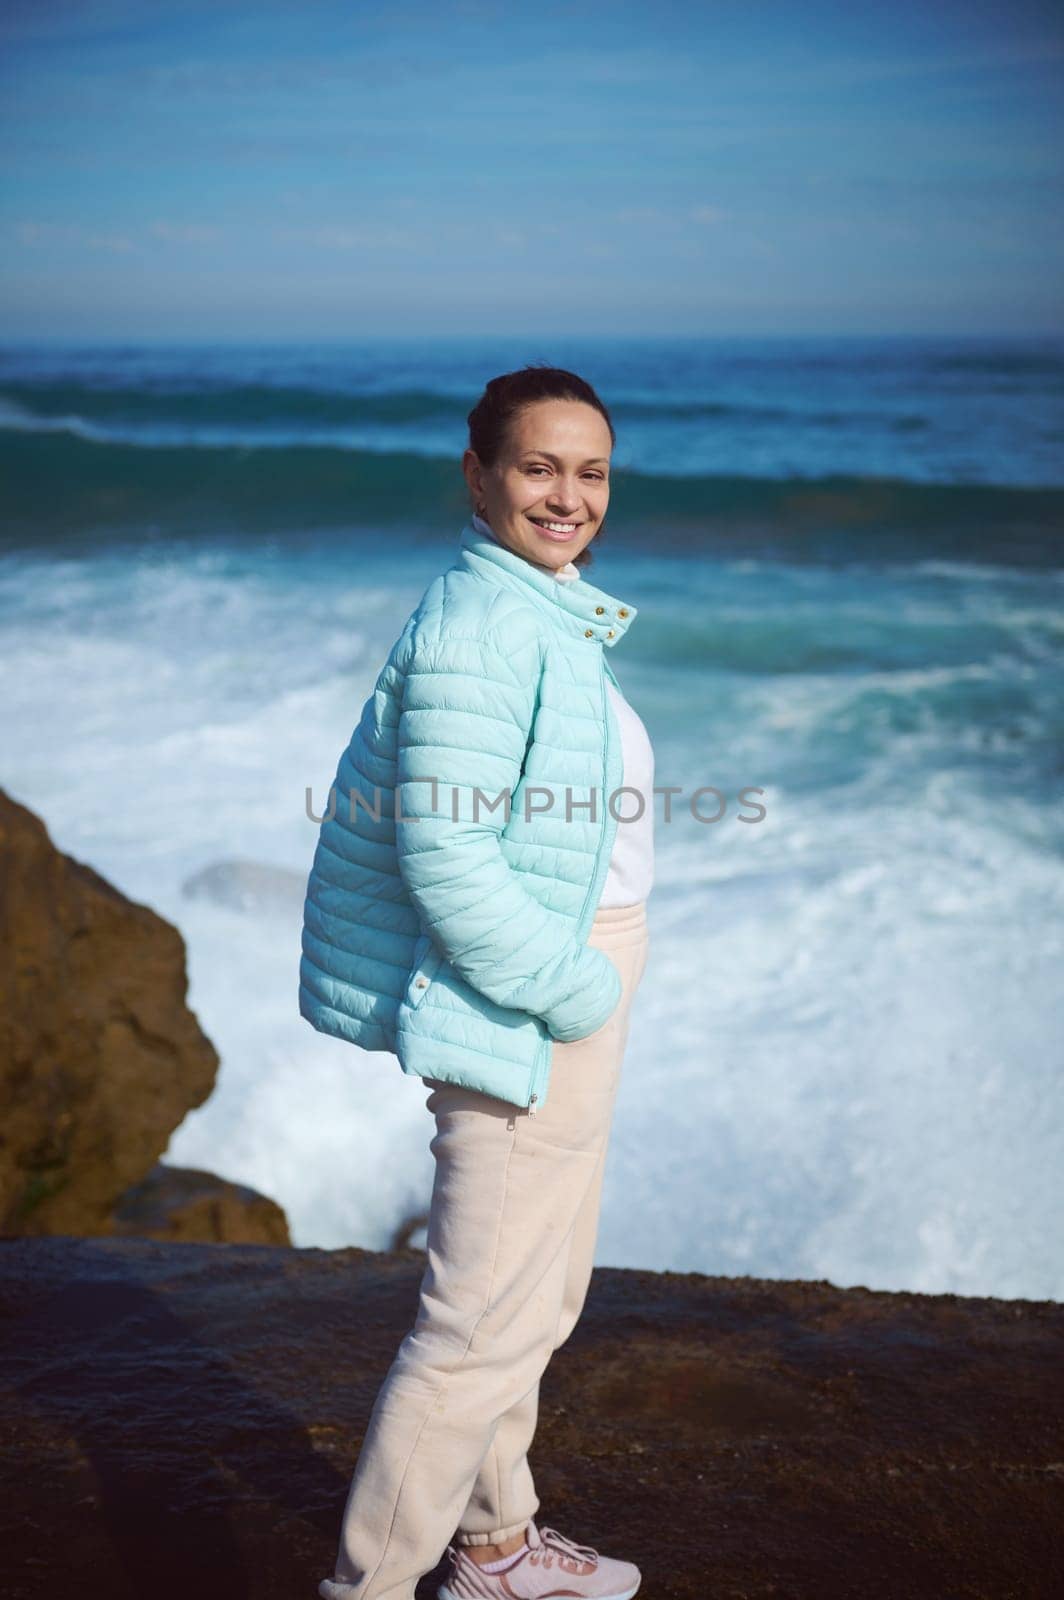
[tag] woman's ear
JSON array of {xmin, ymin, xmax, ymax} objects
[{"xmin": 461, "ymin": 447, "xmax": 485, "ymax": 512}]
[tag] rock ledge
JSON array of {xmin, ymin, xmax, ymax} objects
[{"xmin": 1, "ymin": 1235, "xmax": 1061, "ymax": 1599}]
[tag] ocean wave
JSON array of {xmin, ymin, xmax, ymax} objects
[
  {"xmin": 0, "ymin": 377, "xmax": 934, "ymax": 437},
  {"xmin": 1, "ymin": 427, "xmax": 1062, "ymax": 566}
]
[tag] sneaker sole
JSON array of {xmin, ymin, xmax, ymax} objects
[{"xmin": 438, "ymin": 1583, "xmax": 640, "ymax": 1600}]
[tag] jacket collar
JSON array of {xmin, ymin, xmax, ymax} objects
[{"xmin": 455, "ymin": 519, "xmax": 637, "ymax": 648}]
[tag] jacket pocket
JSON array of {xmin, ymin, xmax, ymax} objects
[
  {"xmin": 400, "ymin": 932, "xmax": 550, "ymax": 1044},
  {"xmin": 404, "ymin": 930, "xmax": 443, "ymax": 1009}
]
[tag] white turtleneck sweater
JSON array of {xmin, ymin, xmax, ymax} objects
[{"xmin": 471, "ymin": 513, "xmax": 654, "ymax": 909}]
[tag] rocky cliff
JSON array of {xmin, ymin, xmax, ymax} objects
[{"xmin": 0, "ymin": 789, "xmax": 290, "ymax": 1245}]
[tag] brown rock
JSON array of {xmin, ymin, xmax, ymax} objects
[
  {"xmin": 0, "ymin": 1236, "xmax": 1061, "ymax": 1599},
  {"xmin": 111, "ymin": 1162, "xmax": 292, "ymax": 1245},
  {"xmin": 390, "ymin": 1208, "xmax": 429, "ymax": 1251},
  {"xmin": 0, "ymin": 788, "xmax": 219, "ymax": 1234}
]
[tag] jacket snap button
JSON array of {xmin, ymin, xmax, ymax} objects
[
  {"xmin": 415, "ymin": 977, "xmax": 428, "ymax": 988},
  {"xmin": 584, "ymin": 628, "xmax": 593, "ymax": 638},
  {"xmin": 618, "ymin": 607, "xmax": 629, "ymax": 617},
  {"xmin": 607, "ymin": 630, "xmax": 614, "ymax": 638},
  {"xmin": 595, "ymin": 605, "xmax": 605, "ymax": 615}
]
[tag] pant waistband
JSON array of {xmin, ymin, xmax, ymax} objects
[{"xmin": 590, "ymin": 899, "xmax": 647, "ymax": 932}]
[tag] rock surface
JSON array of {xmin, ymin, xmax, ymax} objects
[
  {"xmin": 111, "ymin": 1162, "xmax": 292, "ymax": 1245},
  {"xmin": 1, "ymin": 1235, "xmax": 1061, "ymax": 1600},
  {"xmin": 0, "ymin": 789, "xmax": 291, "ymax": 1246},
  {"xmin": 0, "ymin": 789, "xmax": 220, "ymax": 1234}
]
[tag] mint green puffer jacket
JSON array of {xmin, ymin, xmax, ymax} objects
[{"xmin": 298, "ymin": 518, "xmax": 640, "ymax": 1113}]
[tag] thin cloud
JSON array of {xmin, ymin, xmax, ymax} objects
[
  {"xmin": 150, "ymin": 220, "xmax": 224, "ymax": 243},
  {"xmin": 276, "ymin": 221, "xmax": 422, "ymax": 251},
  {"xmin": 774, "ymin": 38, "xmax": 1064, "ymax": 95},
  {"xmin": 86, "ymin": 232, "xmax": 136, "ymax": 253}
]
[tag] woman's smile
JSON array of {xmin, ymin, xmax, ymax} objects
[{"xmin": 527, "ymin": 514, "xmax": 583, "ymax": 541}]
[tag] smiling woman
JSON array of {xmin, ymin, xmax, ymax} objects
[
  {"xmin": 463, "ymin": 367, "xmax": 614, "ymax": 571},
  {"xmin": 303, "ymin": 364, "xmax": 653, "ymax": 1600}
]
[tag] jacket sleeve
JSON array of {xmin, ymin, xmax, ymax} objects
[{"xmin": 394, "ymin": 630, "xmax": 622, "ymax": 1042}]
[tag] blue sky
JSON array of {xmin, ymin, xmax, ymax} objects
[{"xmin": 1, "ymin": 0, "xmax": 1062, "ymax": 338}]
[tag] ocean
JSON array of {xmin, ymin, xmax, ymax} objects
[{"xmin": 2, "ymin": 334, "xmax": 1062, "ymax": 1301}]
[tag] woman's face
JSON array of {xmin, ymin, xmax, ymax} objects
[{"xmin": 463, "ymin": 398, "xmax": 611, "ymax": 570}]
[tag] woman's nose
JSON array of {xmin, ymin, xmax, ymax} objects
[{"xmin": 547, "ymin": 486, "xmax": 582, "ymax": 511}]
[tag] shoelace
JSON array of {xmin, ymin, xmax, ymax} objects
[{"xmin": 534, "ymin": 1525, "xmax": 600, "ymax": 1571}]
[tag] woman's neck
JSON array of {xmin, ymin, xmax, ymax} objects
[{"xmin": 472, "ymin": 511, "xmax": 581, "ymax": 584}]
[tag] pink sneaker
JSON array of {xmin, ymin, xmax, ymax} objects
[{"xmin": 438, "ymin": 1518, "xmax": 641, "ymax": 1600}]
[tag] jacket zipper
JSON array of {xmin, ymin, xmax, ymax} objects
[{"xmin": 524, "ymin": 650, "xmax": 618, "ymax": 1116}]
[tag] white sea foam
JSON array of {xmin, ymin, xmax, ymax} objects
[{"xmin": 3, "ymin": 538, "xmax": 1061, "ymax": 1300}]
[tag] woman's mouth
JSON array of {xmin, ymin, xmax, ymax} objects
[{"xmin": 527, "ymin": 515, "xmax": 582, "ymax": 541}]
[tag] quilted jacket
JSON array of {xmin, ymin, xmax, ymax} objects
[{"xmin": 298, "ymin": 517, "xmax": 641, "ymax": 1113}]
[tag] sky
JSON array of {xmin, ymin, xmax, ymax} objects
[{"xmin": 1, "ymin": 0, "xmax": 1062, "ymax": 339}]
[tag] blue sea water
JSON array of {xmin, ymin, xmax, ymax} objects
[{"xmin": 2, "ymin": 335, "xmax": 1062, "ymax": 1301}]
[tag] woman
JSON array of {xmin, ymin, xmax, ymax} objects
[{"xmin": 300, "ymin": 365, "xmax": 654, "ymax": 1600}]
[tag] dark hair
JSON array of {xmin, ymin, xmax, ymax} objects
[{"xmin": 466, "ymin": 364, "xmax": 616, "ymax": 570}]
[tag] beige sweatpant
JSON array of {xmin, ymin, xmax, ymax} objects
[{"xmin": 320, "ymin": 899, "xmax": 650, "ymax": 1600}]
